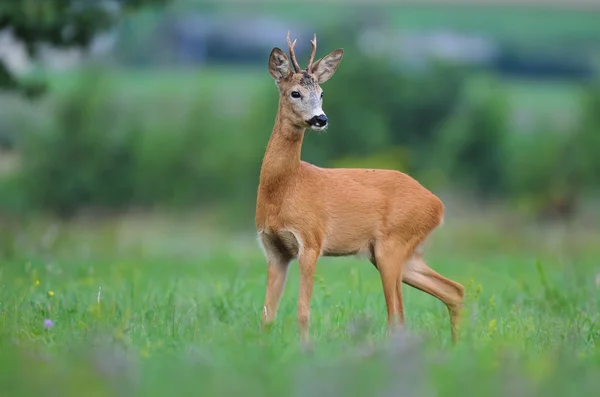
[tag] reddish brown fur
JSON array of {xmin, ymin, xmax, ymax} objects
[{"xmin": 257, "ymin": 33, "xmax": 465, "ymax": 346}]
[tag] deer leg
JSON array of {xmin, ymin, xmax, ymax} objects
[
  {"xmin": 297, "ymin": 246, "xmax": 320, "ymax": 347},
  {"xmin": 261, "ymin": 255, "xmax": 291, "ymax": 330},
  {"xmin": 375, "ymin": 240, "xmax": 410, "ymax": 333},
  {"xmin": 402, "ymin": 252, "xmax": 465, "ymax": 344}
]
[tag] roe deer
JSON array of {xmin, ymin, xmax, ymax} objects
[{"xmin": 256, "ymin": 32, "xmax": 465, "ymax": 346}]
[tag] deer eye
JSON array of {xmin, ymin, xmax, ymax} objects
[
  {"xmin": 291, "ymin": 91, "xmax": 301, "ymax": 99},
  {"xmin": 320, "ymin": 92, "xmax": 324, "ymax": 99}
]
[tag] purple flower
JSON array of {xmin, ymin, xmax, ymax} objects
[{"xmin": 44, "ymin": 319, "xmax": 54, "ymax": 329}]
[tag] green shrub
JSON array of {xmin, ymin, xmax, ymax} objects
[
  {"xmin": 574, "ymin": 82, "xmax": 600, "ymax": 190},
  {"xmin": 433, "ymin": 79, "xmax": 511, "ymax": 197},
  {"xmin": 19, "ymin": 74, "xmax": 137, "ymax": 216},
  {"xmin": 502, "ymin": 82, "xmax": 600, "ymax": 218},
  {"xmin": 15, "ymin": 69, "xmax": 275, "ymax": 218},
  {"xmin": 503, "ymin": 124, "xmax": 571, "ymax": 215}
]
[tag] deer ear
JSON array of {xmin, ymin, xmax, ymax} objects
[
  {"xmin": 269, "ymin": 47, "xmax": 291, "ymax": 82},
  {"xmin": 311, "ymin": 49, "xmax": 343, "ymax": 84}
]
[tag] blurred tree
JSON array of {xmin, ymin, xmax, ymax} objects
[
  {"xmin": 0, "ymin": 0, "xmax": 169, "ymax": 98},
  {"xmin": 434, "ymin": 80, "xmax": 510, "ymax": 197},
  {"xmin": 503, "ymin": 83, "xmax": 600, "ymax": 223}
]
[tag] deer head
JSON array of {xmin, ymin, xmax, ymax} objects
[{"xmin": 268, "ymin": 32, "xmax": 344, "ymax": 131}]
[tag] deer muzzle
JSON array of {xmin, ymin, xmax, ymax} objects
[{"xmin": 307, "ymin": 114, "xmax": 328, "ymax": 128}]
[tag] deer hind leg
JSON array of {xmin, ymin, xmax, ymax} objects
[
  {"xmin": 402, "ymin": 249, "xmax": 465, "ymax": 344},
  {"xmin": 374, "ymin": 239, "xmax": 412, "ymax": 333}
]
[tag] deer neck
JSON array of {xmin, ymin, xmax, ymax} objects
[{"xmin": 259, "ymin": 108, "xmax": 305, "ymax": 190}]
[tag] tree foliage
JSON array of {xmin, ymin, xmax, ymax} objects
[{"xmin": 0, "ymin": 0, "xmax": 169, "ymax": 97}]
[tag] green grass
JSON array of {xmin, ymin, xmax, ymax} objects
[
  {"xmin": 1, "ymin": 211, "xmax": 599, "ymax": 396},
  {"xmin": 40, "ymin": 67, "xmax": 266, "ymax": 97}
]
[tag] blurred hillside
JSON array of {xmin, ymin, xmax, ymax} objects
[{"xmin": 1, "ymin": 1, "xmax": 600, "ymax": 231}]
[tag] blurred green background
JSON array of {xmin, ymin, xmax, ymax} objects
[{"xmin": 1, "ymin": 1, "xmax": 600, "ymax": 396}]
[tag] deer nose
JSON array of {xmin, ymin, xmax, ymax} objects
[{"xmin": 308, "ymin": 114, "xmax": 328, "ymax": 127}]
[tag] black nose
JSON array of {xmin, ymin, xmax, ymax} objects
[{"xmin": 308, "ymin": 114, "xmax": 328, "ymax": 127}]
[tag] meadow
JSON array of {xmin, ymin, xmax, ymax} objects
[
  {"xmin": 1, "ymin": 205, "xmax": 599, "ymax": 396},
  {"xmin": 2, "ymin": 5, "xmax": 600, "ymax": 393}
]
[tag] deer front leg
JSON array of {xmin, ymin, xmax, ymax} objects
[
  {"xmin": 297, "ymin": 246, "xmax": 320, "ymax": 347},
  {"xmin": 261, "ymin": 255, "xmax": 291, "ymax": 330}
]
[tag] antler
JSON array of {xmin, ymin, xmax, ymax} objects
[
  {"xmin": 306, "ymin": 33, "xmax": 317, "ymax": 71},
  {"xmin": 286, "ymin": 31, "xmax": 301, "ymax": 73}
]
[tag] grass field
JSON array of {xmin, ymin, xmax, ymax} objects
[{"xmin": 1, "ymin": 209, "xmax": 599, "ymax": 396}]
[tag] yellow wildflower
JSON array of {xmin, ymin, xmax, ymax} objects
[
  {"xmin": 487, "ymin": 318, "xmax": 497, "ymax": 336},
  {"xmin": 35, "ymin": 280, "xmax": 40, "ymax": 286},
  {"xmin": 48, "ymin": 291, "xmax": 54, "ymax": 297}
]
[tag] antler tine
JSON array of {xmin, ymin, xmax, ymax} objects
[
  {"xmin": 286, "ymin": 31, "xmax": 301, "ymax": 73},
  {"xmin": 306, "ymin": 33, "xmax": 317, "ymax": 72}
]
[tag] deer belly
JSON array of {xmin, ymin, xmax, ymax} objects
[
  {"xmin": 321, "ymin": 221, "xmax": 377, "ymax": 259},
  {"xmin": 321, "ymin": 237, "xmax": 374, "ymax": 259}
]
